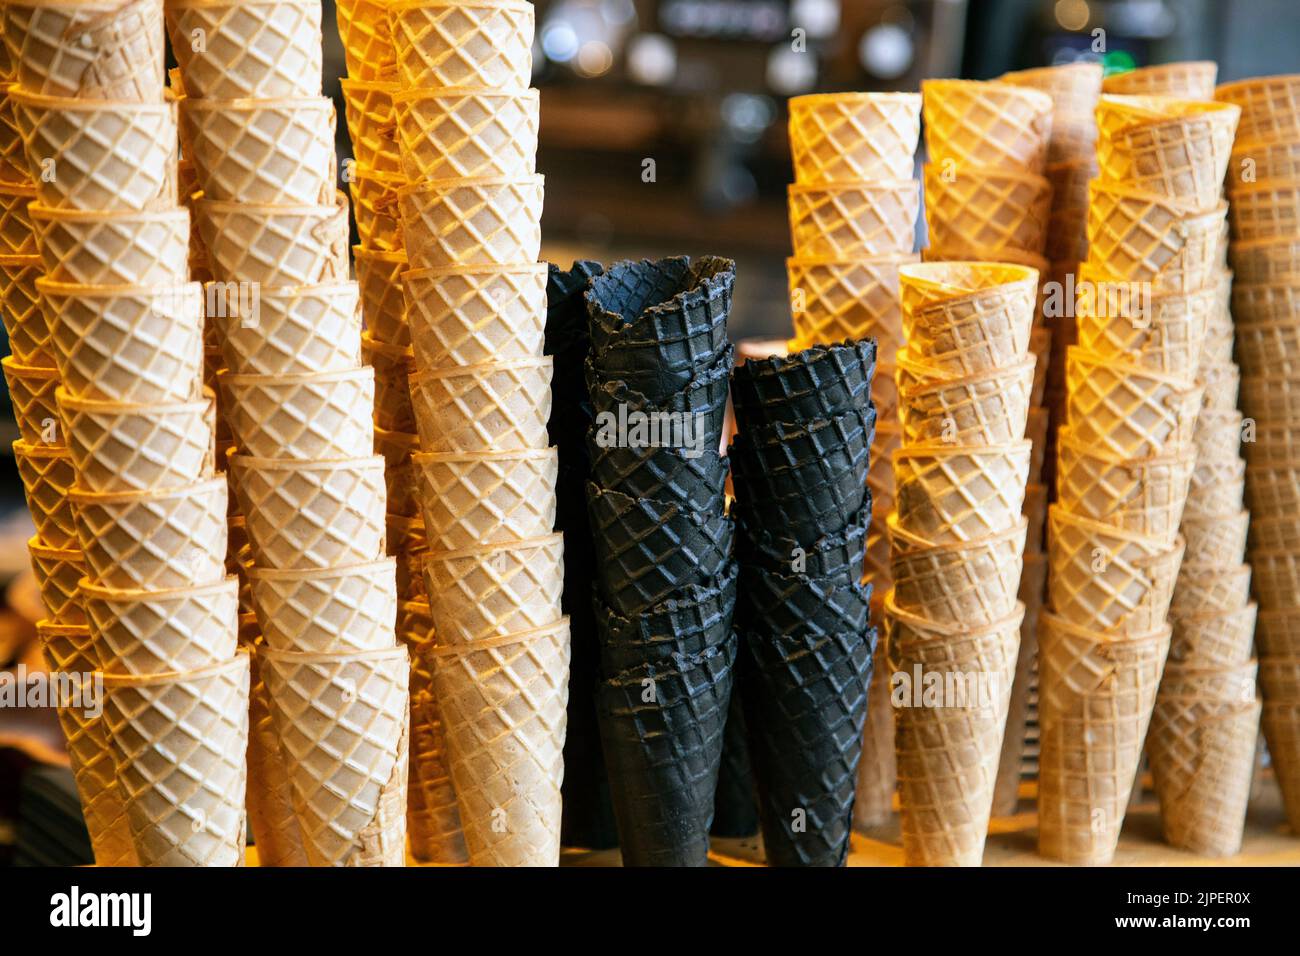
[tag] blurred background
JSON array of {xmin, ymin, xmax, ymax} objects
[{"xmin": 3, "ymin": 0, "xmax": 1300, "ymax": 862}]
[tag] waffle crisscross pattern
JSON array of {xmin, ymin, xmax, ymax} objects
[
  {"xmin": 789, "ymin": 93, "xmax": 919, "ymax": 183},
  {"xmin": 14, "ymin": 441, "xmax": 77, "ymax": 548},
  {"xmin": 60, "ymin": 394, "xmax": 214, "ymax": 493},
  {"xmin": 29, "ymin": 206, "xmax": 189, "ymax": 284},
  {"xmin": 249, "ymin": 562, "xmax": 397, "ymax": 654},
  {"xmin": 409, "ymin": 358, "xmax": 552, "ymax": 451},
  {"xmin": 892, "ymin": 444, "xmax": 1031, "ymax": 544},
  {"xmin": 404, "ymin": 264, "xmax": 545, "ymax": 368},
  {"xmin": 397, "ymin": 176, "xmax": 543, "ymax": 270},
  {"xmin": 0, "ymin": 255, "xmax": 51, "ymax": 365},
  {"xmin": 415, "ymin": 451, "xmax": 557, "ymax": 552},
  {"xmin": 424, "ymin": 535, "xmax": 565, "ymax": 643},
  {"xmin": 166, "ymin": 0, "xmax": 323, "ymax": 99},
  {"xmin": 221, "ymin": 369, "xmax": 374, "ymax": 460},
  {"xmin": 83, "ymin": 578, "xmax": 239, "ymax": 675},
  {"xmin": 395, "ymin": 88, "xmax": 538, "ymax": 181},
  {"xmin": 787, "ymin": 179, "xmax": 919, "ymax": 258},
  {"xmin": 390, "ymin": 0, "xmax": 534, "ymax": 89}
]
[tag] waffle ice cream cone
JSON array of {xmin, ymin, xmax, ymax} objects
[
  {"xmin": 341, "ymin": 79, "xmax": 399, "ymax": 174},
  {"xmin": 885, "ymin": 596, "xmax": 1022, "ymax": 866},
  {"xmin": 336, "ymin": 0, "xmax": 398, "ymax": 80},
  {"xmin": 389, "ymin": 0, "xmax": 534, "ymax": 90},
  {"xmin": 166, "ymin": 0, "xmax": 322, "ymax": 99},
  {"xmin": 349, "ymin": 166, "xmax": 404, "ymax": 252},
  {"xmin": 41, "ymin": 279, "xmax": 203, "ymax": 403},
  {"xmin": 361, "ymin": 332, "xmax": 416, "ymax": 433},
  {"xmin": 1181, "ymin": 509, "xmax": 1249, "ymax": 566},
  {"xmin": 248, "ymin": 559, "xmax": 397, "ymax": 654},
  {"xmin": 59, "ymin": 388, "xmax": 215, "ymax": 492},
  {"xmin": 1215, "ymin": 74, "xmax": 1300, "ymax": 144},
  {"xmin": 1084, "ymin": 184, "xmax": 1226, "ymax": 293},
  {"xmin": 1036, "ymin": 614, "xmax": 1169, "ymax": 865},
  {"xmin": 897, "ymin": 357, "xmax": 1034, "ymax": 445},
  {"xmin": 195, "ymin": 196, "xmax": 349, "ymax": 286},
  {"xmin": 403, "ymin": 262, "xmax": 546, "ymax": 369},
  {"xmin": 375, "ymin": 425, "xmax": 420, "ymax": 518},
  {"xmin": 4, "ymin": 356, "xmax": 61, "ymax": 444},
  {"xmin": 407, "ymin": 670, "xmax": 469, "ymax": 864},
  {"xmin": 853, "ymin": 639, "xmax": 897, "ymax": 830},
  {"xmin": 180, "ymin": 96, "xmax": 335, "ymax": 205},
  {"xmin": 394, "ymin": 87, "xmax": 538, "ymax": 182},
  {"xmin": 0, "ymin": 181, "xmax": 37, "ymax": 255},
  {"xmin": 12, "ymin": 90, "xmax": 176, "ymax": 211},
  {"xmin": 215, "ymin": 281, "xmax": 361, "ymax": 376},
  {"xmin": 787, "ymin": 91, "xmax": 920, "ymax": 183},
  {"xmin": 1103, "ymin": 61, "xmax": 1218, "ymax": 99},
  {"xmin": 14, "ymin": 439, "xmax": 77, "ymax": 549},
  {"xmin": 1170, "ymin": 603, "xmax": 1258, "ymax": 667},
  {"xmin": 28, "ymin": 535, "xmax": 84, "ymax": 623},
  {"xmin": 892, "ymin": 441, "xmax": 1032, "ymax": 544},
  {"xmin": 245, "ymin": 647, "xmax": 309, "ymax": 867},
  {"xmin": 1171, "ymin": 561, "xmax": 1252, "ymax": 618},
  {"xmin": 69, "ymin": 476, "xmax": 226, "ymax": 590},
  {"xmin": 1075, "ymin": 281, "xmax": 1214, "ymax": 377},
  {"xmin": 230, "ymin": 454, "xmax": 387, "ymax": 570},
  {"xmin": 787, "ymin": 179, "xmax": 918, "ymax": 259},
  {"xmin": 1064, "ymin": 347, "xmax": 1202, "ymax": 458},
  {"xmin": 414, "ymin": 449, "xmax": 557, "ymax": 551},
  {"xmin": 922, "ymin": 164, "xmax": 1051, "ymax": 259},
  {"xmin": 408, "ymin": 357, "xmax": 552, "ymax": 452},
  {"xmin": 423, "ymin": 534, "xmax": 563, "ymax": 644},
  {"xmin": 786, "ymin": 254, "xmax": 914, "ymax": 357},
  {"xmin": 259, "ymin": 644, "xmax": 409, "ymax": 867},
  {"xmin": 219, "ymin": 367, "xmax": 375, "ymax": 460},
  {"xmin": 0, "ymin": 85, "xmax": 30, "ymax": 187},
  {"xmin": 0, "ymin": 254, "xmax": 53, "ymax": 367},
  {"xmin": 922, "ymin": 79, "xmax": 1053, "ymax": 171},
  {"xmin": 397, "ymin": 174, "xmax": 543, "ymax": 270},
  {"xmin": 27, "ymin": 204, "xmax": 188, "ymax": 285},
  {"xmin": 430, "ymin": 620, "xmax": 568, "ymax": 867},
  {"xmin": 103, "ymin": 651, "xmax": 250, "ymax": 866},
  {"xmin": 3, "ymin": 0, "xmax": 165, "ymax": 101}
]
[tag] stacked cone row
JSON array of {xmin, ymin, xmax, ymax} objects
[
  {"xmin": 171, "ymin": 0, "xmax": 409, "ymax": 867},
  {"xmin": 582, "ymin": 256, "xmax": 735, "ymax": 866},
  {"xmin": 920, "ymin": 76, "xmax": 1060, "ymax": 818},
  {"xmin": 778, "ymin": 90, "xmax": 921, "ymax": 828},
  {"xmin": 1218, "ymin": 72, "xmax": 1300, "ymax": 836},
  {"xmin": 885, "ymin": 261, "xmax": 1037, "ymax": 865},
  {"xmin": 1040, "ymin": 87, "xmax": 1244, "ymax": 865},
  {"xmin": 375, "ymin": 0, "xmax": 568, "ymax": 868},
  {"xmin": 334, "ymin": 0, "xmax": 467, "ymax": 866},
  {"xmin": 729, "ymin": 342, "xmax": 877, "ymax": 865},
  {"xmin": 2, "ymin": 0, "xmax": 248, "ymax": 866}
]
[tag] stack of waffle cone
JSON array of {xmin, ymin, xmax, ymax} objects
[
  {"xmin": 783, "ymin": 90, "xmax": 920, "ymax": 829},
  {"xmin": 1103, "ymin": 61, "xmax": 1219, "ymax": 100},
  {"xmin": 386, "ymin": 0, "xmax": 565, "ymax": 867},
  {"xmin": 1040, "ymin": 85, "xmax": 1245, "ymax": 864},
  {"xmin": 883, "ymin": 261, "xmax": 1037, "ymax": 865},
  {"xmin": 1217, "ymin": 73, "xmax": 1300, "ymax": 835},
  {"xmin": 921, "ymin": 78, "xmax": 1059, "ymax": 818},
  {"xmin": 1, "ymin": 0, "xmax": 250, "ymax": 866},
  {"xmin": 169, "ymin": 0, "xmax": 407, "ymax": 867}
]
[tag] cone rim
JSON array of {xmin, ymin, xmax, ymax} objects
[
  {"xmin": 885, "ymin": 588, "xmax": 1026, "ymax": 638},
  {"xmin": 1039, "ymin": 609, "xmax": 1172, "ymax": 644},
  {"xmin": 246, "ymin": 556, "xmax": 396, "ymax": 584},
  {"xmin": 35, "ymin": 619, "xmax": 91, "ymax": 638},
  {"xmin": 1048, "ymin": 501, "xmax": 1186, "ymax": 550},
  {"xmin": 787, "ymin": 177, "xmax": 917, "ymax": 197},
  {"xmin": 179, "ymin": 95, "xmax": 334, "ymax": 115},
  {"xmin": 788, "ymin": 90, "xmax": 921, "ymax": 111},
  {"xmin": 9, "ymin": 88, "xmax": 175, "ymax": 114},
  {"xmin": 412, "ymin": 447, "xmax": 556, "ymax": 465},
  {"xmin": 409, "ymin": 355, "xmax": 551, "ymax": 384},
  {"xmin": 36, "ymin": 277, "xmax": 203, "ymax": 300},
  {"xmin": 394, "ymin": 173, "xmax": 545, "ymax": 201},
  {"xmin": 421, "ymin": 531, "xmax": 563, "ymax": 564},
  {"xmin": 392, "ymin": 86, "xmax": 538, "ymax": 107},
  {"xmin": 26, "ymin": 535, "xmax": 81, "ymax": 561},
  {"xmin": 3, "ymin": 356, "xmax": 60, "ymax": 379},
  {"xmin": 27, "ymin": 202, "xmax": 189, "ymax": 225},
  {"xmin": 12, "ymin": 438, "xmax": 71, "ymax": 462},
  {"xmin": 229, "ymin": 452, "xmax": 385, "ymax": 473},
  {"xmin": 218, "ymin": 365, "xmax": 374, "ymax": 389},
  {"xmin": 352, "ymin": 244, "xmax": 408, "ymax": 266},
  {"xmin": 423, "ymin": 615, "xmax": 569, "ymax": 657},
  {"xmin": 101, "ymin": 646, "xmax": 249, "ymax": 688},
  {"xmin": 887, "ymin": 511, "xmax": 1029, "ymax": 555},
  {"xmin": 67, "ymin": 473, "xmax": 226, "ymax": 507},
  {"xmin": 80, "ymin": 573, "xmax": 238, "ymax": 605},
  {"xmin": 402, "ymin": 261, "xmax": 547, "ymax": 281},
  {"xmin": 257, "ymin": 641, "xmax": 407, "ymax": 666},
  {"xmin": 56, "ymin": 385, "xmax": 213, "ymax": 415}
]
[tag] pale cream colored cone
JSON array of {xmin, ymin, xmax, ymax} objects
[
  {"xmin": 408, "ymin": 357, "xmax": 553, "ymax": 452},
  {"xmin": 195, "ymin": 195, "xmax": 350, "ymax": 287},
  {"xmin": 219, "ymin": 366, "xmax": 375, "ymax": 460},
  {"xmin": 214, "ymin": 281, "xmax": 362, "ymax": 376},
  {"xmin": 167, "ymin": 0, "xmax": 323, "ymax": 99},
  {"xmin": 389, "ymin": 0, "xmax": 534, "ymax": 90},
  {"xmin": 245, "ymin": 646, "xmax": 309, "ymax": 867},
  {"xmin": 1170, "ymin": 603, "xmax": 1258, "ymax": 667},
  {"xmin": 27, "ymin": 204, "xmax": 189, "ymax": 285},
  {"xmin": 396, "ymin": 174, "xmax": 543, "ymax": 270},
  {"xmin": 403, "ymin": 262, "xmax": 547, "ymax": 369},
  {"xmin": 413, "ymin": 449, "xmax": 557, "ymax": 551},
  {"xmin": 891, "ymin": 440, "xmax": 1032, "ymax": 544},
  {"xmin": 248, "ymin": 558, "xmax": 397, "ymax": 654}
]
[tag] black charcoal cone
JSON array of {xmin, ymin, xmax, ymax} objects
[
  {"xmin": 586, "ymin": 344, "xmax": 734, "ymax": 435},
  {"xmin": 733, "ymin": 404, "xmax": 876, "ymax": 474},
  {"xmin": 596, "ymin": 561, "xmax": 737, "ymax": 675},
  {"xmin": 739, "ymin": 627, "xmax": 875, "ymax": 866},
  {"xmin": 596, "ymin": 635, "xmax": 738, "ymax": 866},
  {"xmin": 736, "ymin": 564, "xmax": 872, "ymax": 639},
  {"xmin": 586, "ymin": 432, "xmax": 729, "ymax": 513},
  {"xmin": 586, "ymin": 255, "xmax": 734, "ymax": 357},
  {"xmin": 735, "ymin": 508, "xmax": 869, "ymax": 587},
  {"xmin": 586, "ymin": 483, "xmax": 735, "ymax": 617},
  {"xmin": 731, "ymin": 428, "xmax": 871, "ymax": 524},
  {"xmin": 732, "ymin": 340, "xmax": 876, "ymax": 431},
  {"xmin": 548, "ymin": 261, "xmax": 605, "ymax": 417},
  {"xmin": 711, "ymin": 685, "xmax": 760, "ymax": 838}
]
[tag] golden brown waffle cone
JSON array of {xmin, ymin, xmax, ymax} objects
[
  {"xmin": 394, "ymin": 86, "xmax": 538, "ymax": 182},
  {"xmin": 1259, "ymin": 701, "xmax": 1300, "ymax": 832},
  {"xmin": 1000, "ymin": 62, "xmax": 1103, "ymax": 115},
  {"xmin": 1249, "ymin": 514, "xmax": 1300, "ymax": 553},
  {"xmin": 786, "ymin": 254, "xmax": 913, "ymax": 359},
  {"xmin": 867, "ymin": 422, "xmax": 901, "ymax": 513},
  {"xmin": 991, "ymin": 551, "xmax": 1047, "ymax": 815},
  {"xmin": 1045, "ymin": 159, "xmax": 1095, "ymax": 262},
  {"xmin": 0, "ymin": 83, "xmax": 30, "ymax": 186},
  {"xmin": 0, "ymin": 180, "xmax": 37, "ymax": 255},
  {"xmin": 69, "ymin": 476, "xmax": 226, "ymax": 590},
  {"xmin": 1148, "ymin": 659, "xmax": 1260, "ymax": 857},
  {"xmin": 166, "ymin": 0, "xmax": 322, "ymax": 98},
  {"xmin": 28, "ymin": 535, "xmax": 85, "ymax": 624},
  {"xmin": 429, "ymin": 619, "xmax": 568, "ymax": 867},
  {"xmin": 230, "ymin": 454, "xmax": 387, "ymax": 571},
  {"xmin": 41, "ymin": 279, "xmax": 203, "ymax": 403},
  {"xmin": 81, "ymin": 576, "xmax": 238, "ymax": 676},
  {"xmin": 1103, "ymin": 61, "xmax": 1218, "ymax": 99},
  {"xmin": 922, "ymin": 163, "xmax": 1052, "ymax": 259},
  {"xmin": 1180, "ymin": 509, "xmax": 1248, "ymax": 567},
  {"xmin": 1216, "ymin": 73, "xmax": 1300, "ymax": 143},
  {"xmin": 11, "ymin": 90, "xmax": 176, "ymax": 211},
  {"xmin": 245, "ymin": 645, "xmax": 309, "ymax": 867},
  {"xmin": 354, "ymin": 245, "xmax": 408, "ymax": 347},
  {"xmin": 350, "ymin": 166, "xmax": 404, "ymax": 252},
  {"xmin": 1075, "ymin": 281, "xmax": 1215, "ymax": 377},
  {"xmin": 922, "ymin": 79, "xmax": 1053, "ymax": 171},
  {"xmin": 787, "ymin": 91, "xmax": 920, "ymax": 184},
  {"xmin": 248, "ymin": 558, "xmax": 397, "ymax": 654},
  {"xmin": 423, "ymin": 533, "xmax": 563, "ymax": 644},
  {"xmin": 361, "ymin": 332, "xmax": 416, "ymax": 434},
  {"xmin": 59, "ymin": 388, "xmax": 215, "ymax": 493},
  {"xmin": 1230, "ymin": 180, "xmax": 1300, "ymax": 243},
  {"xmin": 1260, "ymin": 660, "xmax": 1300, "ymax": 702},
  {"xmin": 1257, "ymin": 607, "xmax": 1300, "ymax": 659},
  {"xmin": 885, "ymin": 595, "xmax": 1022, "ymax": 866},
  {"xmin": 1053, "ymin": 427, "xmax": 1195, "ymax": 541},
  {"xmin": 375, "ymin": 425, "xmax": 420, "ymax": 518},
  {"xmin": 4, "ymin": 356, "xmax": 60, "ymax": 444},
  {"xmin": 103, "ymin": 651, "xmax": 250, "ymax": 866},
  {"xmin": 36, "ymin": 619, "xmax": 137, "ymax": 866},
  {"xmin": 397, "ymin": 174, "xmax": 543, "ymax": 270},
  {"xmin": 892, "ymin": 440, "xmax": 1032, "ymax": 544},
  {"xmin": 1047, "ymin": 505, "xmax": 1185, "ymax": 635},
  {"xmin": 2, "ymin": 0, "xmax": 164, "ymax": 101},
  {"xmin": 852, "ymin": 635, "xmax": 897, "ymax": 830},
  {"xmin": 0, "ymin": 254, "xmax": 52, "ymax": 367},
  {"xmin": 1172, "ymin": 561, "xmax": 1252, "ymax": 617},
  {"xmin": 414, "ymin": 447, "xmax": 557, "ymax": 556},
  {"xmin": 180, "ymin": 97, "xmax": 335, "ymax": 205},
  {"xmin": 1229, "ymin": 235, "xmax": 1300, "ymax": 285},
  {"xmin": 14, "ymin": 439, "xmax": 77, "ymax": 548},
  {"xmin": 1252, "ymin": 551, "xmax": 1300, "ymax": 611},
  {"xmin": 1083, "ymin": 186, "xmax": 1226, "ymax": 293},
  {"xmin": 1245, "ymin": 459, "xmax": 1300, "ymax": 514},
  {"xmin": 786, "ymin": 178, "xmax": 918, "ymax": 259},
  {"xmin": 403, "ymin": 262, "xmax": 546, "ymax": 369},
  {"xmin": 195, "ymin": 196, "xmax": 349, "ymax": 287},
  {"xmin": 1170, "ymin": 602, "xmax": 1258, "ymax": 667},
  {"xmin": 341, "ymin": 79, "xmax": 399, "ymax": 174},
  {"xmin": 408, "ymin": 357, "xmax": 552, "ymax": 452},
  {"xmin": 214, "ymin": 281, "xmax": 361, "ymax": 376},
  {"xmin": 219, "ymin": 367, "xmax": 375, "ymax": 460},
  {"xmin": 1228, "ymin": 140, "xmax": 1300, "ymax": 193},
  {"xmin": 1064, "ymin": 346, "xmax": 1202, "ymax": 458},
  {"xmin": 897, "ymin": 356, "xmax": 1034, "ymax": 445},
  {"xmin": 258, "ymin": 644, "xmax": 409, "ymax": 867},
  {"xmin": 1036, "ymin": 614, "xmax": 1169, "ymax": 864},
  {"xmin": 887, "ymin": 512, "xmax": 1027, "ymax": 627},
  {"xmin": 389, "ymin": 0, "xmax": 533, "ymax": 89},
  {"xmin": 27, "ymin": 203, "xmax": 188, "ymax": 285}
]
